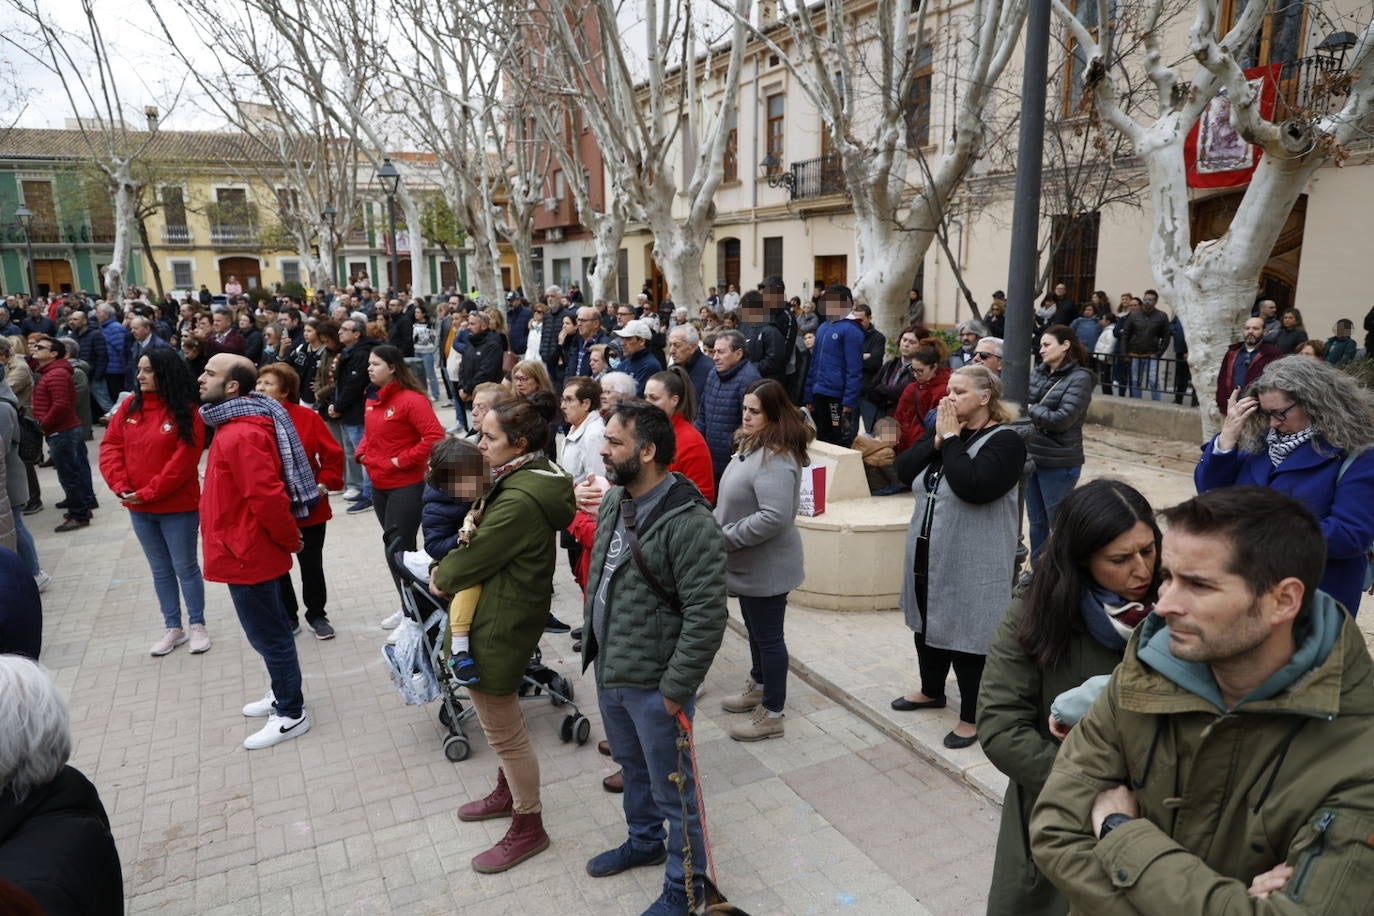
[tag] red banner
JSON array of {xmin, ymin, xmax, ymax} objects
[{"xmin": 1184, "ymin": 64, "xmax": 1282, "ymax": 189}]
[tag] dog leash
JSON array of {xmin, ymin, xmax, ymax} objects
[{"xmin": 671, "ymin": 710, "xmax": 717, "ymax": 911}]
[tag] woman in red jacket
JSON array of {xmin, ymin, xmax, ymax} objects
[
  {"xmin": 357, "ymin": 345, "xmax": 445, "ymax": 603},
  {"xmin": 256, "ymin": 363, "xmax": 345, "ymax": 640},
  {"xmin": 893, "ymin": 347, "xmax": 952, "ymax": 453},
  {"xmin": 644, "ymin": 365, "xmax": 716, "ymax": 502},
  {"xmin": 98, "ymin": 348, "xmax": 209, "ymax": 657}
]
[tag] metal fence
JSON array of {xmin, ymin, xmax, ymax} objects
[
  {"xmin": 791, "ymin": 154, "xmax": 846, "ymax": 200},
  {"xmin": 1092, "ymin": 354, "xmax": 1198, "ymax": 406}
]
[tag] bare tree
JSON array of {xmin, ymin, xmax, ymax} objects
[
  {"xmin": 2, "ymin": 0, "xmax": 177, "ymax": 301},
  {"xmin": 537, "ymin": 0, "xmax": 751, "ymax": 312},
  {"xmin": 710, "ymin": 0, "xmax": 1027, "ymax": 336},
  {"xmin": 1060, "ymin": 0, "xmax": 1374, "ymax": 432}
]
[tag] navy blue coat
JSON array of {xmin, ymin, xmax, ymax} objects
[
  {"xmin": 507, "ymin": 304, "xmax": 533, "ymax": 355},
  {"xmin": 0, "ymin": 545, "xmax": 41, "ymax": 658},
  {"xmin": 696, "ymin": 358, "xmax": 762, "ymax": 481},
  {"xmin": 421, "ymin": 483, "xmax": 474, "ymax": 559},
  {"xmin": 619, "ymin": 348, "xmax": 663, "ymax": 394},
  {"xmin": 802, "ymin": 318, "xmax": 865, "ymax": 408},
  {"xmin": 679, "ymin": 350, "xmax": 712, "ymax": 401},
  {"xmin": 1196, "ymin": 437, "xmax": 1374, "ymax": 613}
]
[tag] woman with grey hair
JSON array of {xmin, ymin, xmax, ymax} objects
[
  {"xmin": 597, "ymin": 370, "xmax": 638, "ymax": 413},
  {"xmin": 1198, "ymin": 356, "xmax": 1374, "ymax": 614},
  {"xmin": 0, "ymin": 656, "xmax": 123, "ymax": 913}
]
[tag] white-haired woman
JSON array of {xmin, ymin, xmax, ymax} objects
[
  {"xmin": 0, "ymin": 656, "xmax": 122, "ymax": 914},
  {"xmin": 1198, "ymin": 356, "xmax": 1374, "ymax": 614},
  {"xmin": 597, "ymin": 370, "xmax": 638, "ymax": 414}
]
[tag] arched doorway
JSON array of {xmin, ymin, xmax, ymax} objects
[
  {"xmin": 218, "ymin": 256, "xmax": 261, "ymax": 294},
  {"xmin": 1190, "ymin": 192, "xmax": 1307, "ymax": 311},
  {"xmin": 716, "ymin": 238, "xmax": 740, "ymax": 291},
  {"xmin": 642, "ymin": 242, "xmax": 667, "ymax": 306}
]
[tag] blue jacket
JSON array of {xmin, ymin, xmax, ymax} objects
[
  {"xmin": 1196, "ymin": 437, "xmax": 1374, "ymax": 613},
  {"xmin": 803, "ymin": 318, "xmax": 865, "ymax": 407},
  {"xmin": 507, "ymin": 304, "xmax": 532, "ymax": 355},
  {"xmin": 696, "ymin": 358, "xmax": 762, "ymax": 481},
  {"xmin": 679, "ymin": 350, "xmax": 712, "ymax": 400},
  {"xmin": 100, "ymin": 318, "xmax": 131, "ymax": 375},
  {"xmin": 421, "ymin": 482, "xmax": 474, "ymax": 559},
  {"xmin": 619, "ymin": 347, "xmax": 662, "ymax": 394}
]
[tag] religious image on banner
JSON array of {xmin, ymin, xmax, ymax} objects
[
  {"xmin": 382, "ymin": 230, "xmax": 412, "ymax": 256},
  {"xmin": 1184, "ymin": 63, "xmax": 1282, "ymax": 189}
]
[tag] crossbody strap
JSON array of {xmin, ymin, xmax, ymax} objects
[{"xmin": 622, "ymin": 497, "xmax": 681, "ymax": 612}]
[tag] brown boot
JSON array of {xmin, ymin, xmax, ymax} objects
[
  {"xmin": 458, "ymin": 768, "xmax": 513, "ymax": 822},
  {"xmin": 471, "ymin": 811, "xmax": 550, "ymax": 873}
]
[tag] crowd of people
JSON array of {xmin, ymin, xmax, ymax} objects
[{"xmin": 3, "ymin": 271, "xmax": 1374, "ymax": 914}]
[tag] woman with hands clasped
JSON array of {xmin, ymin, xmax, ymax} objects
[
  {"xmin": 890, "ymin": 365, "xmax": 1025, "ymax": 749},
  {"xmin": 1196, "ymin": 356, "xmax": 1374, "ymax": 614}
]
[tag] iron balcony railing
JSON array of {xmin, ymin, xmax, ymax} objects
[
  {"xmin": 210, "ymin": 225, "xmax": 259, "ymax": 246},
  {"xmin": 163, "ymin": 225, "xmax": 192, "ymax": 245},
  {"xmin": 790, "ymin": 154, "xmax": 846, "ymax": 200}
]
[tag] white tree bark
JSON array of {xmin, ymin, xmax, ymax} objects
[{"xmin": 1058, "ymin": 0, "xmax": 1374, "ymax": 436}]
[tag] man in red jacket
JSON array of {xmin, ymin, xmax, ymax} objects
[
  {"xmin": 29, "ymin": 336, "xmax": 95, "ymax": 532},
  {"xmin": 198, "ymin": 353, "xmax": 311, "ymax": 750}
]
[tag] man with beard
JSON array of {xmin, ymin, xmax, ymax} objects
[
  {"xmin": 1032, "ymin": 487, "xmax": 1374, "ymax": 911},
  {"xmin": 1214, "ymin": 316, "xmax": 1281, "ymax": 416},
  {"xmin": 198, "ymin": 353, "xmax": 314, "ymax": 750},
  {"xmin": 580, "ymin": 400, "xmax": 727, "ymax": 914}
]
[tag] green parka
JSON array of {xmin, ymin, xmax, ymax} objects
[
  {"xmin": 1030, "ymin": 593, "xmax": 1374, "ymax": 913},
  {"xmin": 581, "ymin": 474, "xmax": 727, "ymax": 705},
  {"xmin": 431, "ymin": 457, "xmax": 575, "ymax": 695},
  {"xmin": 977, "ymin": 599, "xmax": 1124, "ymax": 916}
]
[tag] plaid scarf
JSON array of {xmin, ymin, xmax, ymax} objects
[
  {"xmin": 490, "ymin": 451, "xmax": 540, "ymax": 483},
  {"xmin": 200, "ymin": 393, "xmax": 319, "ymax": 519},
  {"xmin": 1266, "ymin": 427, "xmax": 1314, "ymax": 467}
]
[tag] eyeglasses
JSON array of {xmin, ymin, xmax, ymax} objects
[
  {"xmin": 576, "ymin": 317, "xmax": 599, "ymax": 323},
  {"xmin": 972, "ymin": 351, "xmax": 1001, "ymax": 361},
  {"xmin": 1262, "ymin": 402, "xmax": 1299, "ymax": 422},
  {"xmin": 30, "ymin": 344, "xmax": 52, "ymax": 352}
]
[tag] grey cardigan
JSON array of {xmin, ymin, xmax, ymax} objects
[{"xmin": 713, "ymin": 446, "xmax": 804, "ymax": 597}]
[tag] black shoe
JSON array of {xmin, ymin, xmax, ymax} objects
[
  {"xmin": 54, "ymin": 517, "xmax": 90, "ymax": 533},
  {"xmin": 570, "ymin": 626, "xmax": 583, "ymax": 641},
  {"xmin": 943, "ymin": 730, "xmax": 979, "ymax": 750},
  {"xmin": 346, "ymin": 497, "xmax": 373, "ymax": 514},
  {"xmin": 544, "ymin": 614, "xmax": 571, "ymax": 634},
  {"xmin": 891, "ymin": 695, "xmax": 947, "ymax": 711},
  {"xmin": 310, "ymin": 618, "xmax": 336, "ymax": 640},
  {"xmin": 572, "ymin": 641, "xmax": 582, "ymax": 653},
  {"xmin": 55, "ymin": 499, "xmax": 70, "ymax": 509},
  {"xmin": 21, "ymin": 499, "xmax": 42, "ymax": 516}
]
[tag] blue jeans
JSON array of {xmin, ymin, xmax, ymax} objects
[
  {"xmin": 416, "ymin": 351, "xmax": 440, "ymax": 399},
  {"xmin": 12, "ymin": 510, "xmax": 39, "ymax": 575},
  {"xmin": 342, "ymin": 423, "xmax": 372, "ymax": 498},
  {"xmin": 599, "ymin": 687, "xmax": 705, "ymax": 898},
  {"xmin": 1027, "ymin": 465, "xmax": 1081, "ymax": 560},
  {"xmin": 228, "ymin": 580, "xmax": 304, "ymax": 718},
  {"xmin": 1129, "ymin": 357, "xmax": 1160, "ymax": 400},
  {"xmin": 46, "ymin": 427, "xmax": 95, "ymax": 520},
  {"xmin": 739, "ymin": 593, "xmax": 789, "ymax": 713},
  {"xmin": 327, "ymin": 419, "xmax": 362, "ymax": 491},
  {"xmin": 129, "ymin": 510, "xmax": 205, "ymax": 628}
]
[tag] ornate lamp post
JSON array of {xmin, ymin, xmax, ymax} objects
[
  {"xmin": 14, "ymin": 205, "xmax": 37, "ymax": 297},
  {"xmin": 376, "ymin": 158, "xmax": 401, "ymax": 296},
  {"xmin": 320, "ymin": 204, "xmax": 337, "ymax": 287}
]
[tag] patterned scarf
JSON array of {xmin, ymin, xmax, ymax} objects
[
  {"xmin": 1081, "ymin": 585, "xmax": 1153, "ymax": 651},
  {"xmin": 1266, "ymin": 427, "xmax": 1314, "ymax": 467},
  {"xmin": 200, "ymin": 392, "xmax": 320, "ymax": 519},
  {"xmin": 490, "ymin": 450, "xmax": 540, "ymax": 482}
]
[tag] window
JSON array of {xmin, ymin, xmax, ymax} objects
[
  {"xmin": 763, "ymin": 237, "xmax": 784, "ymax": 280},
  {"xmin": 553, "ymin": 258, "xmax": 572, "ymax": 288},
  {"xmin": 276, "ymin": 187, "xmax": 300, "ymax": 217},
  {"xmin": 553, "ymin": 170, "xmax": 566, "ymax": 200},
  {"xmin": 281, "ymin": 260, "xmax": 301, "ymax": 285},
  {"xmin": 1062, "ymin": 0, "xmax": 1116, "ymax": 115},
  {"xmin": 170, "ymin": 260, "xmax": 194, "ymax": 289},
  {"xmin": 1049, "ymin": 211, "xmax": 1101, "ymax": 305},
  {"xmin": 765, "ymin": 94, "xmax": 785, "ymax": 171},
  {"xmin": 717, "ymin": 238, "xmax": 741, "ymax": 290},
  {"xmin": 723, "ymin": 106, "xmax": 738, "ymax": 182},
  {"xmin": 906, "ymin": 47, "xmax": 933, "ymax": 148},
  {"xmin": 20, "ymin": 180, "xmax": 58, "ymax": 243},
  {"xmin": 1219, "ymin": 0, "xmax": 1305, "ymax": 67},
  {"xmin": 161, "ymin": 186, "xmax": 188, "ymax": 226}
]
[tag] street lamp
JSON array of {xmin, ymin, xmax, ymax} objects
[
  {"xmin": 760, "ymin": 154, "xmax": 795, "ymax": 198},
  {"xmin": 321, "ymin": 205, "xmax": 337, "ymax": 286},
  {"xmin": 14, "ymin": 205, "xmax": 36, "ymax": 298},
  {"xmin": 376, "ymin": 158, "xmax": 401, "ymax": 296}
]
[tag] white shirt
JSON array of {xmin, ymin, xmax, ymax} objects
[{"xmin": 559, "ymin": 411, "xmax": 606, "ymax": 484}]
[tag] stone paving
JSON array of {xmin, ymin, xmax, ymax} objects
[{"xmin": 23, "ymin": 419, "xmax": 1372, "ymax": 915}]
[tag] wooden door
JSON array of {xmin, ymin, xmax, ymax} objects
[
  {"xmin": 33, "ymin": 259, "xmax": 74, "ymax": 297},
  {"xmin": 219, "ymin": 257, "xmax": 261, "ymax": 294},
  {"xmin": 812, "ymin": 255, "xmax": 848, "ymax": 293}
]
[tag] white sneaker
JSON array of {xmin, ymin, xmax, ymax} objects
[
  {"xmin": 242, "ymin": 690, "xmax": 276, "ymax": 717},
  {"xmin": 342, "ymin": 487, "xmax": 361, "ymax": 500},
  {"xmin": 380, "ymin": 609, "xmax": 404, "ymax": 630},
  {"xmin": 243, "ymin": 713, "xmax": 310, "ymax": 750},
  {"xmin": 33, "ymin": 571, "xmax": 52, "ymax": 592},
  {"xmin": 150, "ymin": 628, "xmax": 188, "ymax": 657},
  {"xmin": 386, "ymin": 627, "xmax": 403, "ymax": 645}
]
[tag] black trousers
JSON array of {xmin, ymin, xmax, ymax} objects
[
  {"xmin": 812, "ymin": 394, "xmax": 855, "ymax": 447},
  {"xmin": 373, "ymin": 482, "xmax": 425, "ymax": 600},
  {"xmin": 277, "ymin": 522, "xmax": 328, "ymax": 625},
  {"xmin": 914, "ymin": 631, "xmax": 986, "ymax": 725}
]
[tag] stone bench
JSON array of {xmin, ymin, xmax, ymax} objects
[{"xmin": 794, "ymin": 440, "xmax": 912, "ymax": 611}]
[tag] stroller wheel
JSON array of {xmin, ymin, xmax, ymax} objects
[
  {"xmin": 443, "ymin": 735, "xmax": 470, "ymax": 762},
  {"xmin": 551, "ymin": 676, "xmax": 573, "ymax": 707},
  {"xmin": 438, "ymin": 704, "xmax": 452, "ymax": 728},
  {"xmin": 574, "ymin": 715, "xmax": 591, "ymax": 745},
  {"xmin": 560, "ymin": 714, "xmax": 575, "ymax": 743}
]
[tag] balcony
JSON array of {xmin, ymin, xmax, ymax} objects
[
  {"xmin": 210, "ymin": 225, "xmax": 259, "ymax": 246},
  {"xmin": 1275, "ymin": 54, "xmax": 1348, "ymax": 118},
  {"xmin": 163, "ymin": 224, "xmax": 192, "ymax": 245},
  {"xmin": 790, "ymin": 154, "xmax": 846, "ymax": 201}
]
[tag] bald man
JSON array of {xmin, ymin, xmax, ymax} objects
[
  {"xmin": 198, "ymin": 354, "xmax": 312, "ymax": 750},
  {"xmin": 571, "ymin": 305, "xmax": 610, "ymax": 377}
]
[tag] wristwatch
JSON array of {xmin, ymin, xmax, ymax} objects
[{"xmin": 1099, "ymin": 813, "xmax": 1133, "ymax": 840}]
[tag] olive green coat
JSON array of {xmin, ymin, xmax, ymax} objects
[
  {"xmin": 976, "ymin": 600, "xmax": 1124, "ymax": 916},
  {"xmin": 1030, "ymin": 594, "xmax": 1374, "ymax": 914},
  {"xmin": 431, "ymin": 457, "xmax": 574, "ymax": 695}
]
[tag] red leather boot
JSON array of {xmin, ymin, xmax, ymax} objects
[
  {"xmin": 471, "ymin": 811, "xmax": 550, "ymax": 873},
  {"xmin": 457, "ymin": 768, "xmax": 513, "ymax": 822}
]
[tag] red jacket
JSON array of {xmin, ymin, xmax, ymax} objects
[
  {"xmin": 1215, "ymin": 341, "xmax": 1282, "ymax": 415},
  {"xmin": 283, "ymin": 400, "xmax": 344, "ymax": 526},
  {"xmin": 30, "ymin": 358, "xmax": 80, "ymax": 434},
  {"xmin": 98, "ymin": 392, "xmax": 205, "ymax": 514},
  {"xmin": 670, "ymin": 413, "xmax": 716, "ymax": 503},
  {"xmin": 200, "ymin": 413, "xmax": 301, "ymax": 584},
  {"xmin": 357, "ymin": 383, "xmax": 444, "ymax": 490},
  {"xmin": 894, "ymin": 366, "xmax": 951, "ymax": 452}
]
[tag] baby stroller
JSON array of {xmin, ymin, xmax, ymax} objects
[{"xmin": 384, "ymin": 544, "xmax": 592, "ymax": 762}]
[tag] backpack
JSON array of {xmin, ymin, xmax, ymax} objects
[{"xmin": 0, "ymin": 396, "xmax": 42, "ymax": 464}]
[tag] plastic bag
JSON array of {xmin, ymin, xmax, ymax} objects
[{"xmin": 381, "ymin": 609, "xmax": 445, "ymax": 705}]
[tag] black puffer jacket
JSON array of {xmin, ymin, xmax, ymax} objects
[{"xmin": 1026, "ymin": 360, "xmax": 1095, "ymax": 469}]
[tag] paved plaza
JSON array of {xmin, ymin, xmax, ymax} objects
[{"xmin": 23, "ymin": 420, "xmax": 1374, "ymax": 915}]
